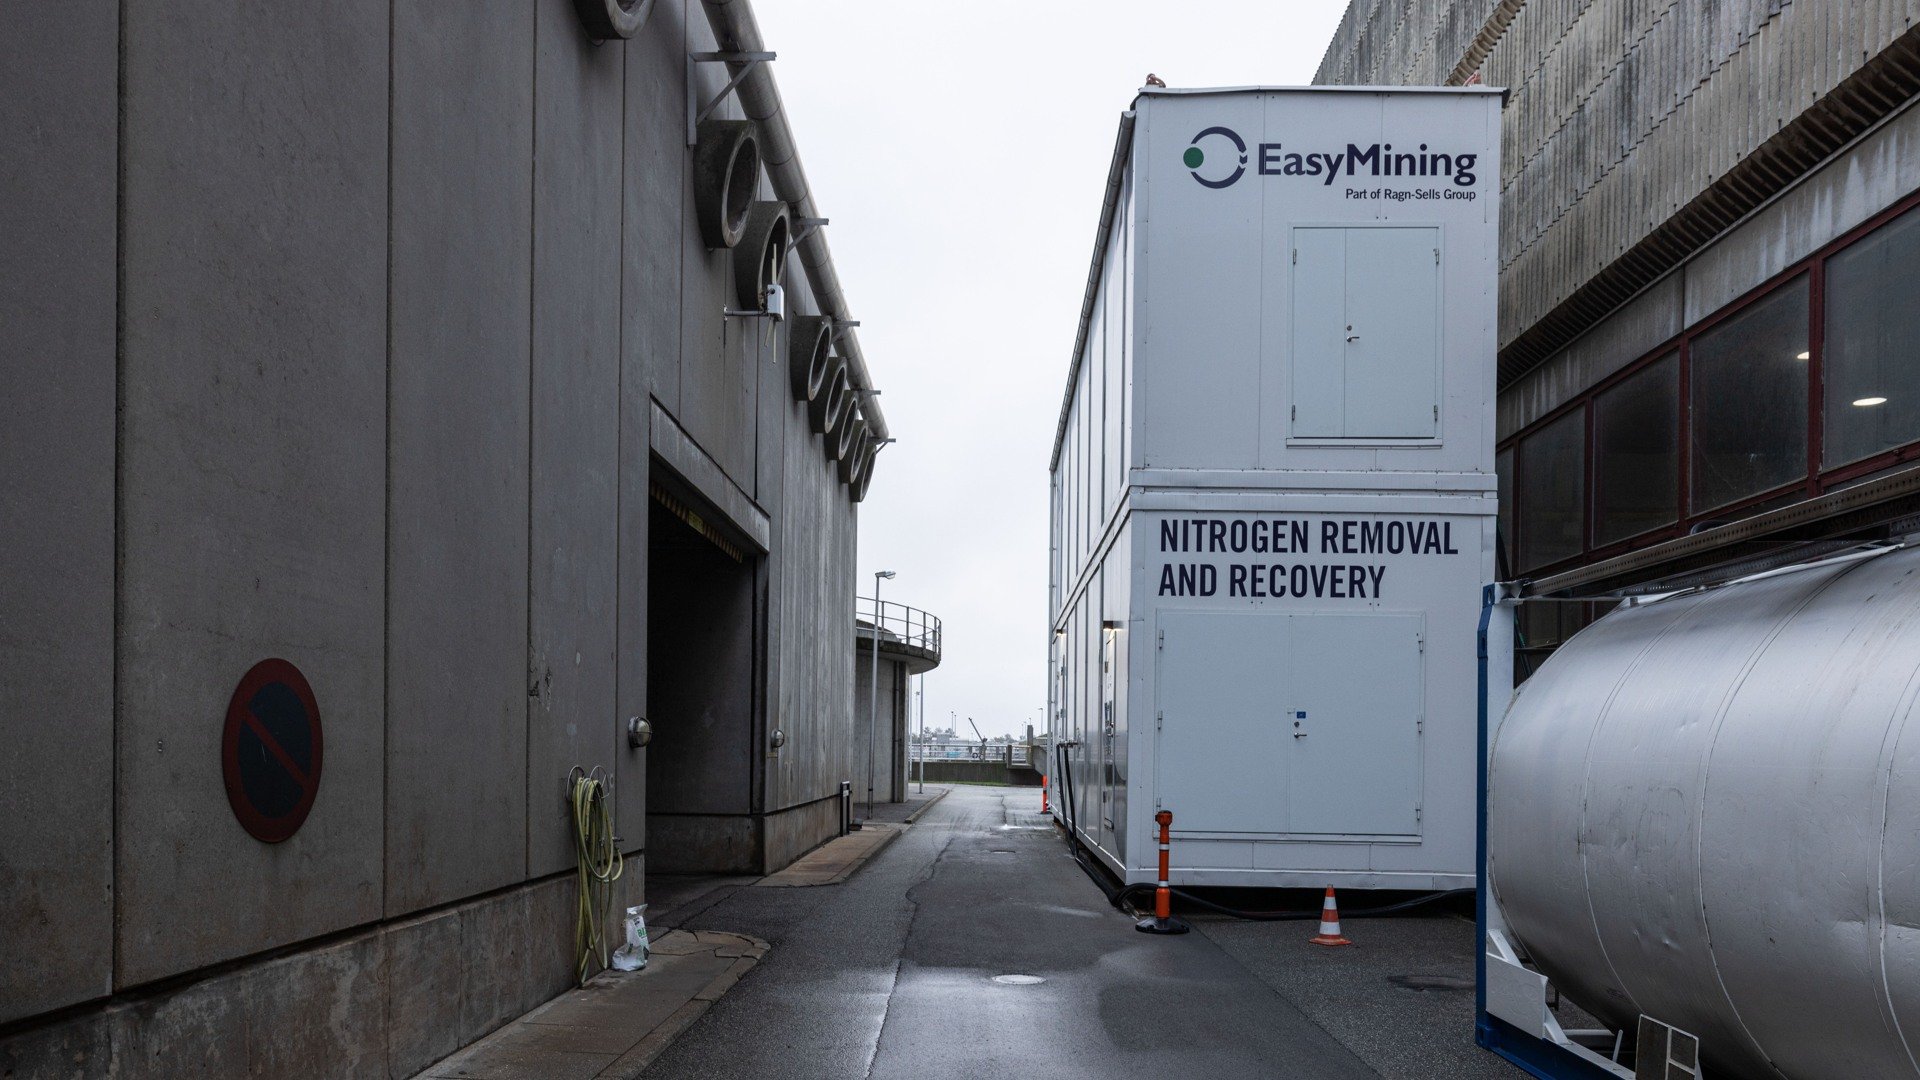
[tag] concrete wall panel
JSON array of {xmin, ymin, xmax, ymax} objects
[
  {"xmin": 386, "ymin": 0, "xmax": 534, "ymax": 916},
  {"xmin": 386, "ymin": 873, "xmax": 572, "ymax": 1078},
  {"xmin": 763, "ymin": 794, "xmax": 843, "ymax": 871},
  {"xmin": 615, "ymin": 0, "xmax": 696, "ymax": 852},
  {"xmin": 629, "ymin": 1, "xmax": 691, "ymax": 413},
  {"xmin": 117, "ymin": 933, "xmax": 387, "ymax": 1078},
  {"xmin": 526, "ymin": 0, "xmax": 624, "ymax": 880},
  {"xmin": 770, "ymin": 377, "xmax": 859, "ymax": 819},
  {"xmin": 0, "ymin": 0, "xmax": 118, "ymax": 1023},
  {"xmin": 674, "ymin": 19, "xmax": 758, "ymax": 485},
  {"xmin": 1685, "ymin": 99, "xmax": 1920, "ymax": 326},
  {"xmin": 115, "ymin": 0, "xmax": 389, "ymax": 987},
  {"xmin": 2, "ymin": 876, "xmax": 575, "ymax": 1080}
]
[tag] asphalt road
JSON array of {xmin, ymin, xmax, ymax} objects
[{"xmin": 640, "ymin": 785, "xmax": 1520, "ymax": 1080}]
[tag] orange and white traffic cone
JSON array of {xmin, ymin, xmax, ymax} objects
[
  {"xmin": 1041, "ymin": 775, "xmax": 1050, "ymax": 814},
  {"xmin": 1309, "ymin": 887, "xmax": 1353, "ymax": 947}
]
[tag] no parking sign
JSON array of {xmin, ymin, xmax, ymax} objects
[{"xmin": 221, "ymin": 659, "xmax": 323, "ymax": 843}]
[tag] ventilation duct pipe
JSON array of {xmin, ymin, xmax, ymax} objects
[
  {"xmin": 837, "ymin": 424, "xmax": 870, "ymax": 483},
  {"xmin": 693, "ymin": 119, "xmax": 759, "ymax": 250},
  {"xmin": 697, "ymin": 0, "xmax": 887, "ymax": 441},
  {"xmin": 829, "ymin": 406, "xmax": 864, "ymax": 470},
  {"xmin": 1490, "ymin": 545, "xmax": 1920, "ymax": 1079},
  {"xmin": 821, "ymin": 384, "xmax": 855, "ymax": 458},
  {"xmin": 733, "ymin": 201, "xmax": 790, "ymax": 309},
  {"xmin": 572, "ymin": 0, "xmax": 655, "ymax": 40},
  {"xmin": 849, "ymin": 438, "xmax": 880, "ymax": 503},
  {"xmin": 788, "ymin": 315, "xmax": 832, "ymax": 401},
  {"xmin": 808, "ymin": 359, "xmax": 846, "ymax": 435}
]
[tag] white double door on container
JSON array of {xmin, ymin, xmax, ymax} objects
[
  {"xmin": 1290, "ymin": 226, "xmax": 1441, "ymax": 439},
  {"xmin": 1154, "ymin": 610, "xmax": 1423, "ymax": 837}
]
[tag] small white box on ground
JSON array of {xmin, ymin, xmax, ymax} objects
[{"xmin": 1047, "ymin": 85, "xmax": 1502, "ymax": 890}]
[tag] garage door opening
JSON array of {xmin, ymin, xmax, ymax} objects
[{"xmin": 645, "ymin": 478, "xmax": 762, "ymax": 873}]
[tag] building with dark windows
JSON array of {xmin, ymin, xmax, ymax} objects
[{"xmin": 1315, "ymin": 1, "xmax": 1920, "ymax": 673}]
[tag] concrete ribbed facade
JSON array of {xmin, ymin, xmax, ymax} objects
[{"xmin": 1317, "ymin": 0, "xmax": 1920, "ymax": 384}]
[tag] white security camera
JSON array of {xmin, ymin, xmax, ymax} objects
[{"xmin": 764, "ymin": 282, "xmax": 785, "ymax": 321}]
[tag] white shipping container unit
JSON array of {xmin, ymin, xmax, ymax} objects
[{"xmin": 1048, "ymin": 86, "xmax": 1502, "ymax": 889}]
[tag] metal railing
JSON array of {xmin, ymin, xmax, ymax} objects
[
  {"xmin": 855, "ymin": 596, "xmax": 942, "ymax": 658},
  {"xmin": 910, "ymin": 740, "xmax": 1030, "ymax": 766}
]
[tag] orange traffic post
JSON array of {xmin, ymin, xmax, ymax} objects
[
  {"xmin": 1041, "ymin": 774, "xmax": 1050, "ymax": 814},
  {"xmin": 1135, "ymin": 809, "xmax": 1191, "ymax": 935}
]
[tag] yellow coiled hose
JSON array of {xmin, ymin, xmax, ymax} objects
[{"xmin": 569, "ymin": 767, "xmax": 623, "ymax": 985}]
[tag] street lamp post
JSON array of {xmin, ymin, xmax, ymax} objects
[{"xmin": 867, "ymin": 569, "xmax": 895, "ymax": 821}]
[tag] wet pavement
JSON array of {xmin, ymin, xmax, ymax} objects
[{"xmin": 641, "ymin": 785, "xmax": 1520, "ymax": 1080}]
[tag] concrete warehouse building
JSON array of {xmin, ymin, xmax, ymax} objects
[
  {"xmin": 1, "ymin": 0, "xmax": 892, "ymax": 1073},
  {"xmin": 1315, "ymin": 0, "xmax": 1920, "ymax": 668}
]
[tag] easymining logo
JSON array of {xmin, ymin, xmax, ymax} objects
[
  {"xmin": 1184, "ymin": 126, "xmax": 1481, "ymax": 189},
  {"xmin": 1184, "ymin": 126, "xmax": 1248, "ymax": 189}
]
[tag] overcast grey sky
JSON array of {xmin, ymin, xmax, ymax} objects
[{"xmin": 754, "ymin": 1, "xmax": 1352, "ymax": 737}]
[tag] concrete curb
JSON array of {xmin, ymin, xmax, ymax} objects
[
  {"xmin": 412, "ymin": 929, "xmax": 768, "ymax": 1080},
  {"xmin": 601, "ymin": 931, "xmax": 769, "ymax": 1079},
  {"xmin": 753, "ymin": 821, "xmax": 905, "ymax": 887},
  {"xmin": 902, "ymin": 785, "xmax": 950, "ymax": 824}
]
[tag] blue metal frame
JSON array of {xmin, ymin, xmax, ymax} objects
[
  {"xmin": 1475, "ymin": 584, "xmax": 1620, "ymax": 1080},
  {"xmin": 1482, "ymin": 1016, "xmax": 1624, "ymax": 1080}
]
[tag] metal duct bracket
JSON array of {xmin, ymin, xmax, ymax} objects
[
  {"xmin": 792, "ymin": 216, "xmax": 828, "ymax": 245},
  {"xmin": 687, "ymin": 51, "xmax": 775, "ymax": 146},
  {"xmin": 831, "ymin": 319, "xmax": 861, "ymax": 343}
]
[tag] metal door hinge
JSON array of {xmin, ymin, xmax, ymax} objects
[
  {"xmin": 1292, "ymin": 248, "xmax": 1298, "ymax": 264},
  {"xmin": 1433, "ymin": 248, "xmax": 1440, "ymax": 264},
  {"xmin": 1156, "ymin": 629, "xmax": 1164, "ymax": 649},
  {"xmin": 1156, "ymin": 711, "xmax": 1163, "ymax": 731}
]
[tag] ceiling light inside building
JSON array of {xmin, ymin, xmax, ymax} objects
[
  {"xmin": 1854, "ymin": 396, "xmax": 1889, "ymax": 407},
  {"xmin": 1796, "ymin": 351, "xmax": 1811, "ymax": 360}
]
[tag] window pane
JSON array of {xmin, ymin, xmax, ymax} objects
[
  {"xmin": 1516, "ymin": 601, "xmax": 1594, "ymax": 683},
  {"xmin": 1825, "ymin": 206, "xmax": 1920, "ymax": 467},
  {"xmin": 1496, "ymin": 447, "xmax": 1515, "ymax": 574},
  {"xmin": 1594, "ymin": 354, "xmax": 1678, "ymax": 546},
  {"xmin": 1519, "ymin": 409, "xmax": 1584, "ymax": 571},
  {"xmin": 1690, "ymin": 278, "xmax": 1809, "ymax": 513}
]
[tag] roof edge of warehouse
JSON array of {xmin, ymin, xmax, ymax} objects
[
  {"xmin": 701, "ymin": 0, "xmax": 888, "ymax": 441},
  {"xmin": 1049, "ymin": 83, "xmax": 1507, "ymax": 471},
  {"xmin": 1135, "ymin": 84, "xmax": 1504, "ymax": 97},
  {"xmin": 1050, "ymin": 107, "xmax": 1136, "ymax": 472}
]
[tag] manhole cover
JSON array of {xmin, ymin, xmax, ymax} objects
[
  {"xmin": 992, "ymin": 974, "xmax": 1045, "ymax": 985},
  {"xmin": 1387, "ymin": 974, "xmax": 1474, "ymax": 993}
]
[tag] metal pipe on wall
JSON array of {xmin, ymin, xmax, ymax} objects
[{"xmin": 697, "ymin": 0, "xmax": 888, "ymax": 441}]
